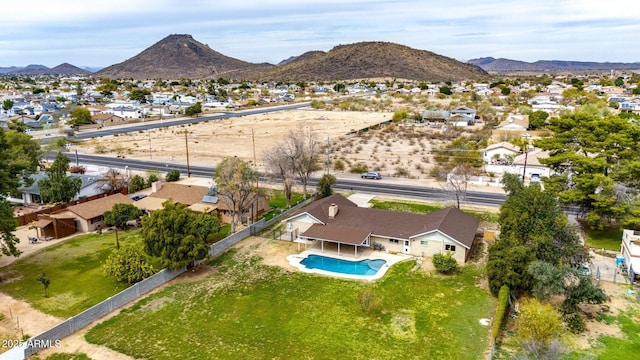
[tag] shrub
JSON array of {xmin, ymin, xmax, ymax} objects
[
  {"xmin": 129, "ymin": 175, "xmax": 146, "ymax": 193},
  {"xmin": 333, "ymin": 159, "xmax": 345, "ymax": 171},
  {"xmin": 394, "ymin": 166, "xmax": 409, "ymax": 177},
  {"xmin": 166, "ymin": 169, "xmax": 180, "ymax": 182},
  {"xmin": 349, "ymin": 163, "xmax": 368, "ymax": 174},
  {"xmin": 563, "ymin": 312, "xmax": 586, "ymax": 334},
  {"xmin": 432, "ymin": 252, "xmax": 457, "ymax": 273},
  {"xmin": 492, "ymin": 285, "xmax": 510, "ymax": 339},
  {"xmin": 518, "ymin": 298, "xmax": 563, "ymax": 348},
  {"xmin": 146, "ymin": 172, "xmax": 159, "ymax": 187}
]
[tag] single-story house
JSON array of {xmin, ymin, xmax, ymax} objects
[
  {"xmin": 52, "ymin": 193, "xmax": 133, "ymax": 232},
  {"xmin": 513, "ymin": 148, "xmax": 553, "ymax": 180},
  {"xmin": 92, "ymin": 114, "xmax": 126, "ymax": 127},
  {"xmin": 621, "ymin": 229, "xmax": 640, "ymax": 282},
  {"xmin": 146, "ymin": 182, "xmax": 269, "ymax": 224},
  {"xmin": 283, "ymin": 194, "xmax": 480, "ymax": 263},
  {"xmin": 484, "ymin": 142, "xmax": 520, "ymax": 164},
  {"xmin": 18, "ymin": 172, "xmax": 108, "ymax": 205},
  {"xmin": 495, "ymin": 115, "xmax": 529, "ymax": 131}
]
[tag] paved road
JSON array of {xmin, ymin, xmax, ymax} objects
[
  {"xmin": 52, "ymin": 152, "xmax": 508, "ymax": 209},
  {"xmin": 72, "ymin": 102, "xmax": 311, "ymax": 140}
]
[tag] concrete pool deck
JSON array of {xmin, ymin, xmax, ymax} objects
[{"xmin": 287, "ymin": 247, "xmax": 412, "ymax": 281}]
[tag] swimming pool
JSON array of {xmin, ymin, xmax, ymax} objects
[{"xmin": 299, "ymin": 254, "xmax": 387, "ymax": 276}]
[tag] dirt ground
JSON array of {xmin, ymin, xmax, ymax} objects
[
  {"xmin": 76, "ymin": 109, "xmax": 393, "ymax": 172},
  {"xmin": 73, "ymin": 108, "xmax": 490, "ymax": 183}
]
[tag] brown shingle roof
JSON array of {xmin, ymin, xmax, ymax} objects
[
  {"xmin": 148, "ymin": 183, "xmax": 209, "ymax": 206},
  {"xmin": 65, "ymin": 193, "xmax": 133, "ymax": 220},
  {"xmin": 302, "ymin": 224, "xmax": 371, "ymax": 245},
  {"xmin": 292, "ymin": 194, "xmax": 479, "ymax": 249}
]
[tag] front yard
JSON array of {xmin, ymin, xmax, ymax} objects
[{"xmin": 85, "ymin": 243, "xmax": 495, "ymax": 359}]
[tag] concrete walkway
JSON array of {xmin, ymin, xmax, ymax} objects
[{"xmin": 347, "ymin": 193, "xmax": 375, "ymax": 207}]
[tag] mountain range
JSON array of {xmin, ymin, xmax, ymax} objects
[
  {"xmin": 3, "ymin": 34, "xmax": 639, "ymax": 80},
  {"xmin": 467, "ymin": 57, "xmax": 640, "ymax": 72},
  {"xmin": 0, "ymin": 63, "xmax": 93, "ymax": 75},
  {"xmin": 96, "ymin": 34, "xmax": 489, "ymax": 81}
]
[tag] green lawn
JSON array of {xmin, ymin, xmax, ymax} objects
[
  {"xmin": 584, "ymin": 228, "xmax": 623, "ymax": 251},
  {"xmin": 370, "ymin": 199, "xmax": 500, "ymax": 222},
  {"xmin": 0, "ymin": 230, "xmax": 146, "ymax": 318},
  {"xmin": 86, "ymin": 249, "xmax": 495, "ymax": 359}
]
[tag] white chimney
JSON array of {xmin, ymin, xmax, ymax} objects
[
  {"xmin": 328, "ymin": 204, "xmax": 339, "ymax": 218},
  {"xmin": 151, "ymin": 181, "xmax": 162, "ymax": 193}
]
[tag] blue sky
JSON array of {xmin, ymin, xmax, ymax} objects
[{"xmin": 1, "ymin": 0, "xmax": 638, "ymax": 68}]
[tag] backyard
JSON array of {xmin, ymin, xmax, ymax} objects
[
  {"xmin": 85, "ymin": 243, "xmax": 495, "ymax": 359},
  {"xmin": 0, "ymin": 231, "xmax": 147, "ymax": 318}
]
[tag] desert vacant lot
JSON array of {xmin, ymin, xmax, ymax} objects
[{"xmin": 78, "ymin": 109, "xmax": 393, "ymax": 171}]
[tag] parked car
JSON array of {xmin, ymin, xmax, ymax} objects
[
  {"xmin": 129, "ymin": 194, "xmax": 147, "ymax": 201},
  {"xmin": 361, "ymin": 171, "xmax": 382, "ymax": 180}
]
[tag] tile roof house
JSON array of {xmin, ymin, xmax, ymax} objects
[{"xmin": 284, "ymin": 194, "xmax": 480, "ymax": 263}]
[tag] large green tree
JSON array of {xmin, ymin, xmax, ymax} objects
[
  {"xmin": 68, "ymin": 106, "xmax": 92, "ymax": 127},
  {"xmin": 0, "ymin": 128, "xmax": 42, "ymax": 259},
  {"xmin": 185, "ymin": 102, "xmax": 202, "ymax": 116},
  {"xmin": 2, "ymin": 99, "xmax": 14, "ymax": 113},
  {"xmin": 38, "ymin": 152, "xmax": 82, "ymax": 203},
  {"xmin": 535, "ymin": 112, "xmax": 640, "ymax": 228},
  {"xmin": 487, "ymin": 174, "xmax": 586, "ymax": 295},
  {"xmin": 104, "ymin": 203, "xmax": 143, "ymax": 229},
  {"xmin": 214, "ymin": 157, "xmax": 260, "ymax": 233},
  {"xmin": 141, "ymin": 200, "xmax": 213, "ymax": 269}
]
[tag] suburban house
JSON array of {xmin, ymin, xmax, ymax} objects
[
  {"xmin": 483, "ymin": 142, "xmax": 520, "ymax": 165},
  {"xmin": 144, "ymin": 182, "xmax": 269, "ymax": 224},
  {"xmin": 513, "ymin": 148, "xmax": 552, "ymax": 181},
  {"xmin": 92, "ymin": 113, "xmax": 126, "ymax": 127},
  {"xmin": 52, "ymin": 193, "xmax": 133, "ymax": 232},
  {"xmin": 495, "ymin": 115, "xmax": 529, "ymax": 132},
  {"xmin": 283, "ymin": 194, "xmax": 480, "ymax": 263},
  {"xmin": 18, "ymin": 172, "xmax": 108, "ymax": 205},
  {"xmin": 450, "ymin": 106, "xmax": 477, "ymax": 124},
  {"xmin": 621, "ymin": 229, "xmax": 640, "ymax": 282}
]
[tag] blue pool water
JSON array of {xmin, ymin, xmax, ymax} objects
[{"xmin": 300, "ymin": 254, "xmax": 387, "ymax": 276}]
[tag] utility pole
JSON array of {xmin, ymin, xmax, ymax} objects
[
  {"xmin": 521, "ymin": 145, "xmax": 529, "ymax": 182},
  {"xmin": 326, "ymin": 136, "xmax": 331, "ymax": 174},
  {"xmin": 148, "ymin": 131, "xmax": 152, "ymax": 160},
  {"xmin": 184, "ymin": 130, "xmax": 191, "ymax": 177},
  {"xmin": 252, "ymin": 128, "xmax": 259, "ymax": 187}
]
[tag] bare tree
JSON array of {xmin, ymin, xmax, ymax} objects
[
  {"xmin": 103, "ymin": 168, "xmax": 128, "ymax": 193},
  {"xmin": 445, "ymin": 164, "xmax": 475, "ymax": 209},
  {"xmin": 278, "ymin": 128, "xmax": 323, "ymax": 199},
  {"xmin": 214, "ymin": 157, "xmax": 260, "ymax": 233},
  {"xmin": 264, "ymin": 146, "xmax": 296, "ymax": 208}
]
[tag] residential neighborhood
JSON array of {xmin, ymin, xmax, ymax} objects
[{"xmin": 2, "ymin": 41, "xmax": 640, "ymax": 360}]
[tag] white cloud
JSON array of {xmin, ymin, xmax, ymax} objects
[{"xmin": 1, "ymin": 0, "xmax": 638, "ymax": 66}]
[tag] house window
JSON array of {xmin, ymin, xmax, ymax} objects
[
  {"xmin": 389, "ymin": 239, "xmax": 399, "ymax": 244},
  {"xmin": 420, "ymin": 240, "xmax": 428, "ymax": 247},
  {"xmin": 445, "ymin": 244, "xmax": 456, "ymax": 252}
]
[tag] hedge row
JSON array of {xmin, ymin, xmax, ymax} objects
[{"xmin": 492, "ymin": 285, "xmax": 510, "ymax": 339}]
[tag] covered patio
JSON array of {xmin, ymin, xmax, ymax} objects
[{"xmin": 299, "ymin": 224, "xmax": 371, "ymax": 258}]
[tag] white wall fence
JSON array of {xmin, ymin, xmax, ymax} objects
[{"xmin": 2, "ymin": 194, "xmax": 317, "ymax": 360}]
